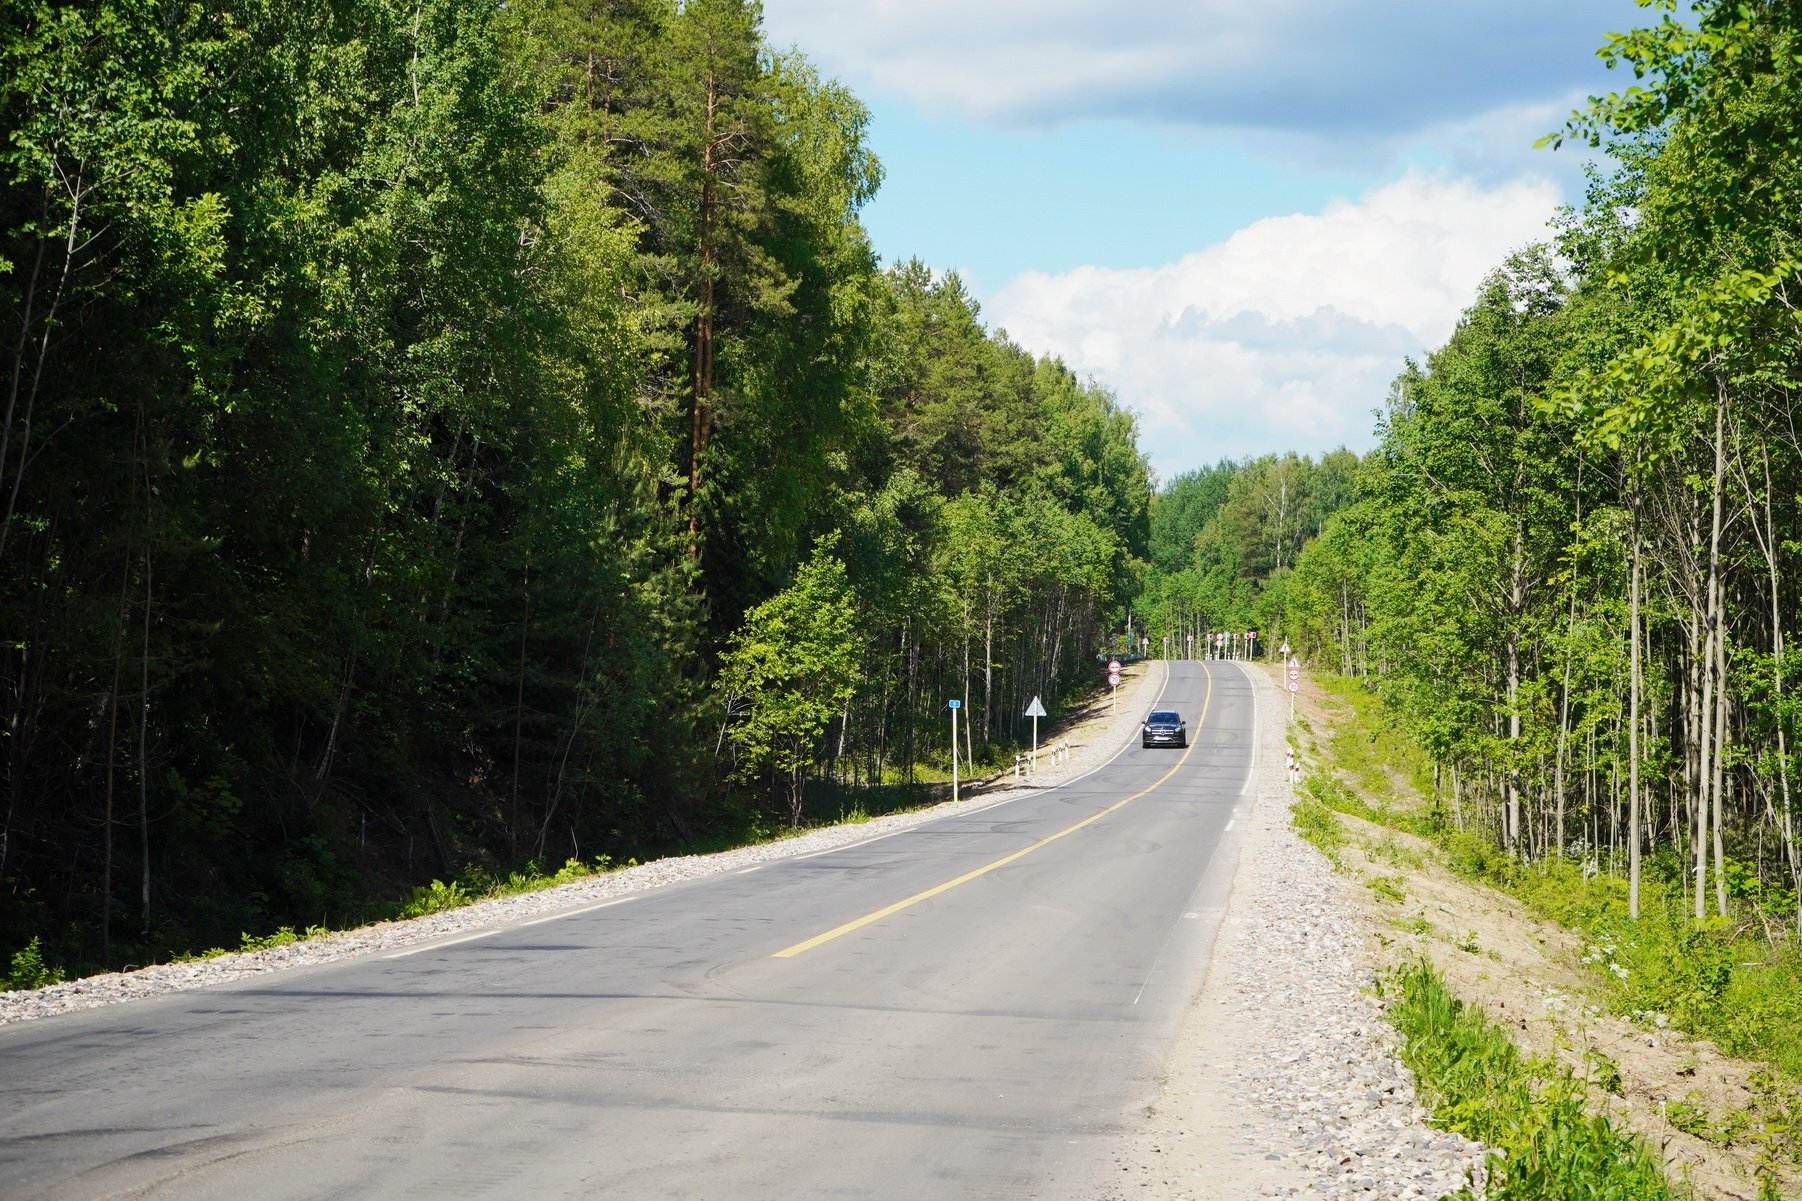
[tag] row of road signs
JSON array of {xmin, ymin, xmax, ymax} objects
[
  {"xmin": 941, "ymin": 653, "xmax": 1303, "ymax": 795},
  {"xmin": 947, "ymin": 694, "xmax": 1055, "ymax": 796}
]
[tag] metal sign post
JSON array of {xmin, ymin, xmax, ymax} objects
[
  {"xmin": 1287, "ymin": 656, "xmax": 1301, "ymax": 719},
  {"xmin": 948, "ymin": 699, "xmax": 961, "ymax": 802},
  {"xmin": 1025, "ymin": 695, "xmax": 1047, "ymax": 770}
]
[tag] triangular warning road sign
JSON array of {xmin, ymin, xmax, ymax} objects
[{"xmin": 1024, "ymin": 695, "xmax": 1047, "ymax": 718}]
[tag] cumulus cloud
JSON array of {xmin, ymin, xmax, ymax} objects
[
  {"xmin": 760, "ymin": 0, "xmax": 1622, "ymax": 139},
  {"xmin": 986, "ymin": 172, "xmax": 1562, "ymax": 473}
]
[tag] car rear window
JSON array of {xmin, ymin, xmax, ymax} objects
[{"xmin": 1147, "ymin": 711, "xmax": 1180, "ymax": 723}]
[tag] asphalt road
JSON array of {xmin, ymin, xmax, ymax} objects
[{"xmin": 0, "ymin": 661, "xmax": 1260, "ymax": 1200}]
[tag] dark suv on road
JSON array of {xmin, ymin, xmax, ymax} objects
[{"xmin": 1142, "ymin": 710, "xmax": 1187, "ymax": 748}]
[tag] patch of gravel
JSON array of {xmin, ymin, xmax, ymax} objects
[
  {"xmin": 0, "ymin": 661, "xmax": 1167, "ymax": 1028},
  {"xmin": 1138, "ymin": 665, "xmax": 1490, "ymax": 1200},
  {"xmin": 1196, "ymin": 667, "xmax": 1492, "ymax": 1190}
]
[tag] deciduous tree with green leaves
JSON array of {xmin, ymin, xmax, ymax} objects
[{"xmin": 719, "ymin": 549, "xmax": 862, "ymax": 827}]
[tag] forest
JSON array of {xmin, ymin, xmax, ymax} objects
[
  {"xmin": 0, "ymin": 0, "xmax": 1149, "ymax": 973},
  {"xmin": 1136, "ymin": 449, "xmax": 1359, "ymax": 656},
  {"xmin": 1147, "ymin": 0, "xmax": 1802, "ymax": 933},
  {"xmin": 11, "ymin": 0, "xmax": 1801, "ymax": 988}
]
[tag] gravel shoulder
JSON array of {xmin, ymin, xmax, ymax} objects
[
  {"xmin": 0, "ymin": 660, "xmax": 1168, "ymax": 1027},
  {"xmin": 1104, "ymin": 664, "xmax": 1487, "ymax": 1201}
]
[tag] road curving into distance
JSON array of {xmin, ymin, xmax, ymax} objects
[{"xmin": 0, "ymin": 661, "xmax": 1260, "ymax": 1200}]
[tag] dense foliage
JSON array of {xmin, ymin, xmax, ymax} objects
[
  {"xmin": 0, "ymin": 0, "xmax": 1148, "ymax": 974},
  {"xmin": 1273, "ymin": 0, "xmax": 1802, "ymax": 932},
  {"xmin": 1137, "ymin": 450, "xmax": 1358, "ymax": 657}
]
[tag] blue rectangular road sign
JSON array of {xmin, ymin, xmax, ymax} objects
[{"xmin": 947, "ymin": 699, "xmax": 960, "ymax": 709}]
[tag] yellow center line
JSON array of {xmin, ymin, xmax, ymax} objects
[{"xmin": 772, "ymin": 665, "xmax": 1216, "ymax": 959}]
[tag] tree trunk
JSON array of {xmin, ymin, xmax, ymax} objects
[
  {"xmin": 101, "ymin": 549, "xmax": 132, "ymax": 964},
  {"xmin": 1749, "ymin": 442, "xmax": 1797, "ymax": 932},
  {"xmin": 510, "ymin": 560, "xmax": 531, "ymax": 858},
  {"xmin": 1553, "ymin": 582, "xmax": 1578, "ymax": 859},
  {"xmin": 1695, "ymin": 395, "xmax": 1727, "ymax": 920},
  {"xmin": 687, "ymin": 72, "xmax": 720, "ymax": 562},
  {"xmin": 137, "ymin": 548, "xmax": 153, "ymax": 941},
  {"xmin": 1712, "ymin": 598, "xmax": 1729, "ymax": 917},
  {"xmin": 1505, "ymin": 533, "xmax": 1524, "ymax": 854},
  {"xmin": 2, "ymin": 178, "xmax": 83, "ymax": 566},
  {"xmin": 983, "ymin": 595, "xmax": 995, "ymax": 754},
  {"xmin": 1629, "ymin": 482, "xmax": 1644, "ymax": 920}
]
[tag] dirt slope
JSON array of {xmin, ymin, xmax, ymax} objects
[{"xmin": 1286, "ymin": 666, "xmax": 1798, "ymax": 1201}]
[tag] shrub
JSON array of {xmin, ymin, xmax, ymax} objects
[
  {"xmin": 5, "ymin": 937, "xmax": 64, "ymax": 991},
  {"xmin": 400, "ymin": 879, "xmax": 472, "ymax": 918}
]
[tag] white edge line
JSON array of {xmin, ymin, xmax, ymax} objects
[
  {"xmin": 510, "ymin": 896, "xmax": 639, "ymax": 929},
  {"xmin": 1225, "ymin": 819, "xmax": 1236, "ymax": 831},
  {"xmin": 384, "ymin": 930, "xmax": 497, "ymax": 959},
  {"xmin": 769, "ymin": 660, "xmax": 1182, "ymax": 864},
  {"xmin": 793, "ymin": 828, "xmax": 908, "ymax": 860},
  {"xmin": 378, "ymin": 668, "xmax": 1178, "ymax": 963},
  {"xmin": 384, "ymin": 896, "xmax": 644, "ymax": 957}
]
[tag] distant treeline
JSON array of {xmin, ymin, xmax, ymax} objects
[
  {"xmin": 0, "ymin": 0, "xmax": 1148, "ymax": 972},
  {"xmin": 1136, "ymin": 450, "xmax": 1360, "ymax": 652}
]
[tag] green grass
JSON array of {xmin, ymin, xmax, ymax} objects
[
  {"xmin": 1367, "ymin": 874, "xmax": 1408, "ymax": 903},
  {"xmin": 1313, "ymin": 672, "xmax": 1439, "ymax": 799},
  {"xmin": 1383, "ymin": 960, "xmax": 1688, "ymax": 1200},
  {"xmin": 1290, "ymin": 794, "xmax": 1346, "ymax": 862},
  {"xmin": 172, "ymin": 924, "xmax": 333, "ymax": 963},
  {"xmin": 1299, "ymin": 768, "xmax": 1441, "ymax": 839},
  {"xmin": 1307, "ymin": 673, "xmax": 1802, "ymax": 1079}
]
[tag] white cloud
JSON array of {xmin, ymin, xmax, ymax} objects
[
  {"xmin": 761, "ymin": 0, "xmax": 1624, "ymax": 140},
  {"xmin": 985, "ymin": 172, "xmax": 1562, "ymax": 474}
]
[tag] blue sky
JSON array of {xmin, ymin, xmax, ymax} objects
[
  {"xmin": 848, "ymin": 113, "xmax": 1367, "ymax": 289},
  {"xmin": 759, "ymin": 1, "xmax": 1644, "ymax": 481}
]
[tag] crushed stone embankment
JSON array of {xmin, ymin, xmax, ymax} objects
[{"xmin": 1105, "ymin": 664, "xmax": 1487, "ymax": 1201}]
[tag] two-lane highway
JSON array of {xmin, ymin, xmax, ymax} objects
[{"xmin": 0, "ymin": 661, "xmax": 1260, "ymax": 1200}]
